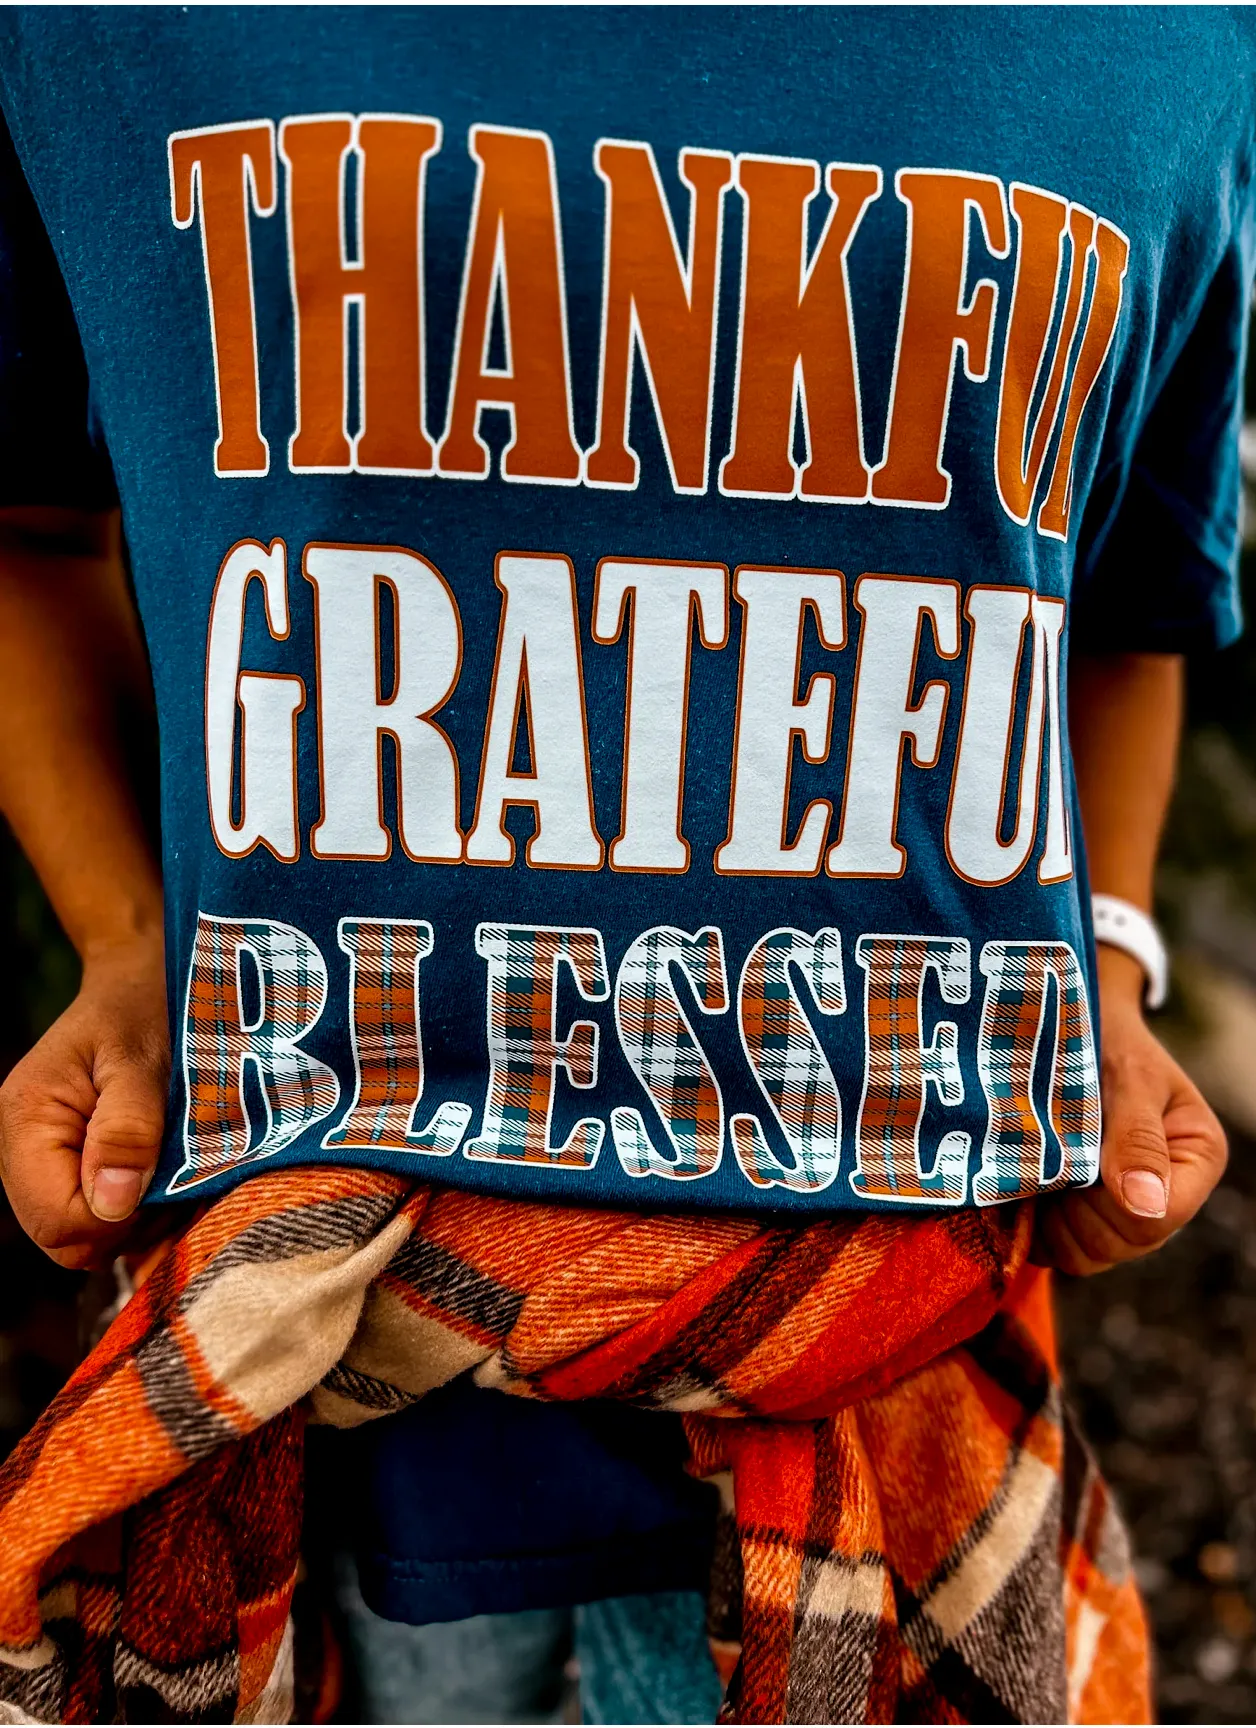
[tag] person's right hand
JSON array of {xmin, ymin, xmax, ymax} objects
[{"xmin": 0, "ymin": 933, "xmax": 169, "ymax": 1269}]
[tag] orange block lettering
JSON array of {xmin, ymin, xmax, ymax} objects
[
  {"xmin": 873, "ymin": 170, "xmax": 1009, "ymax": 508},
  {"xmin": 1037, "ymin": 218, "xmax": 1130, "ymax": 540},
  {"xmin": 169, "ymin": 122, "xmax": 277, "ymax": 476},
  {"xmin": 438, "ymin": 126, "xmax": 581, "ymax": 484},
  {"xmin": 721, "ymin": 158, "xmax": 881, "ymax": 502},
  {"xmin": 995, "ymin": 187, "xmax": 1094, "ymax": 525},
  {"xmin": 281, "ymin": 114, "xmax": 441, "ymax": 473},
  {"xmin": 585, "ymin": 141, "xmax": 732, "ymax": 494}
]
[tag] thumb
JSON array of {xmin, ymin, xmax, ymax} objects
[
  {"xmin": 81, "ymin": 1060, "xmax": 166, "ymax": 1223},
  {"xmin": 1101, "ymin": 1081, "xmax": 1171, "ymax": 1222}
]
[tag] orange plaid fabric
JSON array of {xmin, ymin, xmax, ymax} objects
[{"xmin": 0, "ymin": 1170, "xmax": 1151, "ymax": 1724}]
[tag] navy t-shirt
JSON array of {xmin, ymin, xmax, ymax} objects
[{"xmin": 0, "ymin": 5, "xmax": 1252, "ymax": 1220}]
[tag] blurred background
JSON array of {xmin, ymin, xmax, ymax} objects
[{"xmin": 3, "ymin": 392, "xmax": 1256, "ymax": 1723}]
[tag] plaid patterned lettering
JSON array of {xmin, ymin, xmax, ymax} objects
[
  {"xmin": 173, "ymin": 913, "xmax": 339, "ymax": 1192},
  {"xmin": 464, "ymin": 924, "xmax": 609, "ymax": 1167},
  {"xmin": 852, "ymin": 934, "xmax": 970, "ymax": 1204},
  {"xmin": 973, "ymin": 939, "xmax": 1101, "ymax": 1205},
  {"xmin": 323, "ymin": 919, "xmax": 471, "ymax": 1155},
  {"xmin": 732, "ymin": 927, "xmax": 845, "ymax": 1193},
  {"xmin": 612, "ymin": 925, "xmax": 727, "ymax": 1181}
]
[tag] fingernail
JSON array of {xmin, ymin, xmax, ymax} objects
[
  {"xmin": 88, "ymin": 1167, "xmax": 145, "ymax": 1222},
  {"xmin": 1121, "ymin": 1170, "xmax": 1168, "ymax": 1218}
]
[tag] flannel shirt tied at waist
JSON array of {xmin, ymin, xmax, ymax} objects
[{"xmin": 0, "ymin": 1169, "xmax": 1151, "ymax": 1725}]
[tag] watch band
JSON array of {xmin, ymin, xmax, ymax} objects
[{"xmin": 1091, "ymin": 893, "xmax": 1169, "ymax": 1010}]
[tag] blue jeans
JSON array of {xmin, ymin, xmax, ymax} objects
[{"xmin": 335, "ymin": 1558, "xmax": 722, "ymax": 1725}]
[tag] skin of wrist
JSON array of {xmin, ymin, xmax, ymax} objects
[
  {"xmin": 80, "ymin": 925, "xmax": 166, "ymax": 986},
  {"xmin": 1095, "ymin": 944, "xmax": 1149, "ymax": 1022}
]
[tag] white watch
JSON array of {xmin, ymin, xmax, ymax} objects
[{"xmin": 1091, "ymin": 893, "xmax": 1169, "ymax": 1010}]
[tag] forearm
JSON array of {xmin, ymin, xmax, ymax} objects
[
  {"xmin": 1069, "ymin": 650, "xmax": 1183, "ymax": 1007},
  {"xmin": 1069, "ymin": 650, "xmax": 1182, "ymax": 907},
  {"xmin": 0, "ymin": 507, "xmax": 162, "ymax": 960}
]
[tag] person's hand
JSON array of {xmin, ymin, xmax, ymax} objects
[
  {"xmin": 1034, "ymin": 946, "xmax": 1228, "ymax": 1275},
  {"xmin": 0, "ymin": 933, "xmax": 170, "ymax": 1269}
]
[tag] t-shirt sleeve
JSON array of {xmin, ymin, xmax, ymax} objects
[
  {"xmin": 1070, "ymin": 178, "xmax": 1256, "ymax": 657},
  {"xmin": 0, "ymin": 108, "xmax": 115, "ymax": 510}
]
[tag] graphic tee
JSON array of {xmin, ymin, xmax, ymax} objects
[{"xmin": 0, "ymin": 6, "xmax": 1252, "ymax": 1215}]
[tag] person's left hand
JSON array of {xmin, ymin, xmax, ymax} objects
[{"xmin": 1033, "ymin": 946, "xmax": 1228, "ymax": 1275}]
